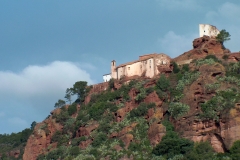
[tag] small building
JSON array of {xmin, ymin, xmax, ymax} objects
[
  {"xmin": 103, "ymin": 73, "xmax": 111, "ymax": 82},
  {"xmin": 199, "ymin": 24, "xmax": 220, "ymax": 38},
  {"xmin": 110, "ymin": 53, "xmax": 171, "ymax": 80}
]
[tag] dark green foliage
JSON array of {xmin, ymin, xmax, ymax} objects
[
  {"xmin": 69, "ymin": 146, "xmax": 80, "ymax": 156},
  {"xmin": 204, "ymin": 54, "xmax": 219, "ymax": 62},
  {"xmin": 0, "ymin": 128, "xmax": 32, "ymax": 154},
  {"xmin": 156, "ymin": 89, "xmax": 168, "ymax": 101},
  {"xmin": 98, "ymin": 120, "xmax": 112, "ymax": 133},
  {"xmin": 54, "ymin": 99, "xmax": 66, "ymax": 108},
  {"xmin": 89, "ymin": 102, "xmax": 108, "ymax": 120},
  {"xmin": 200, "ymin": 89, "xmax": 240, "ymax": 120},
  {"xmin": 92, "ymin": 133, "xmax": 107, "ymax": 147},
  {"xmin": 54, "ymin": 111, "xmax": 70, "ymax": 125},
  {"xmin": 156, "ymin": 74, "xmax": 170, "ymax": 92},
  {"xmin": 51, "ymin": 131, "xmax": 62, "ymax": 143},
  {"xmin": 71, "ymin": 136, "xmax": 87, "ymax": 146},
  {"xmin": 65, "ymin": 88, "xmax": 73, "ymax": 104},
  {"xmin": 185, "ymin": 141, "xmax": 215, "ymax": 160},
  {"xmin": 71, "ymin": 81, "xmax": 88, "ymax": 103},
  {"xmin": 108, "ymin": 78, "xmax": 115, "ymax": 89},
  {"xmin": 230, "ymin": 140, "xmax": 240, "ymax": 160},
  {"xmin": 89, "ymin": 148, "xmax": 99, "ymax": 157},
  {"xmin": 30, "ymin": 121, "xmax": 37, "ymax": 130},
  {"xmin": 146, "ymin": 87, "xmax": 154, "ymax": 95},
  {"xmin": 172, "ymin": 61, "xmax": 180, "ymax": 73},
  {"xmin": 152, "ymin": 131, "xmax": 194, "ymax": 158},
  {"xmin": 162, "ymin": 120, "xmax": 174, "ymax": 132},
  {"xmin": 68, "ymin": 103, "xmax": 77, "ymax": 115},
  {"xmin": 216, "ymin": 29, "xmax": 231, "ymax": 47},
  {"xmin": 182, "ymin": 64, "xmax": 189, "ymax": 72},
  {"xmin": 128, "ymin": 142, "xmax": 141, "ymax": 151},
  {"xmin": 129, "ymin": 103, "xmax": 155, "ymax": 118},
  {"xmin": 37, "ymin": 147, "xmax": 66, "ymax": 160},
  {"xmin": 226, "ymin": 62, "xmax": 240, "ymax": 79}
]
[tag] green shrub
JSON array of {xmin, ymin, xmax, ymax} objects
[
  {"xmin": 156, "ymin": 89, "xmax": 168, "ymax": 101},
  {"xmin": 71, "ymin": 136, "xmax": 87, "ymax": 146},
  {"xmin": 146, "ymin": 87, "xmax": 154, "ymax": 95},
  {"xmin": 92, "ymin": 133, "xmax": 107, "ymax": 147},
  {"xmin": 200, "ymin": 89, "xmax": 240, "ymax": 120},
  {"xmin": 182, "ymin": 64, "xmax": 189, "ymax": 72},
  {"xmin": 185, "ymin": 141, "xmax": 215, "ymax": 160},
  {"xmin": 135, "ymin": 88, "xmax": 146, "ymax": 102},
  {"xmin": 68, "ymin": 103, "xmax": 77, "ymax": 115},
  {"xmin": 108, "ymin": 78, "xmax": 115, "ymax": 89},
  {"xmin": 168, "ymin": 102, "xmax": 190, "ymax": 119},
  {"xmin": 152, "ymin": 131, "xmax": 193, "ymax": 158},
  {"xmin": 156, "ymin": 74, "xmax": 170, "ymax": 92},
  {"xmin": 88, "ymin": 102, "xmax": 107, "ymax": 120},
  {"xmin": 69, "ymin": 146, "xmax": 80, "ymax": 156},
  {"xmin": 51, "ymin": 131, "xmax": 62, "ymax": 143},
  {"xmin": 196, "ymin": 58, "xmax": 216, "ymax": 66},
  {"xmin": 130, "ymin": 103, "xmax": 155, "ymax": 118},
  {"xmin": 54, "ymin": 111, "xmax": 70, "ymax": 125},
  {"xmin": 172, "ymin": 62, "xmax": 180, "ymax": 73},
  {"xmin": 230, "ymin": 140, "xmax": 240, "ymax": 160},
  {"xmin": 162, "ymin": 120, "xmax": 174, "ymax": 131}
]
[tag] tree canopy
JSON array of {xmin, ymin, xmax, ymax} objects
[{"xmin": 216, "ymin": 29, "xmax": 231, "ymax": 48}]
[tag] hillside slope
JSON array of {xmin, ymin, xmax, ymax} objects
[{"xmin": 19, "ymin": 36, "xmax": 240, "ymax": 160}]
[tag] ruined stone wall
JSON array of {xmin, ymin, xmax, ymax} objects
[{"xmin": 199, "ymin": 24, "xmax": 220, "ymax": 38}]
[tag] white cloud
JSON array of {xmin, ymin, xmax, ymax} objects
[
  {"xmin": 205, "ymin": 2, "xmax": 240, "ymax": 23},
  {"xmin": 157, "ymin": 31, "xmax": 197, "ymax": 58},
  {"xmin": 0, "ymin": 61, "xmax": 95, "ymax": 133},
  {"xmin": 156, "ymin": 0, "xmax": 201, "ymax": 11},
  {"xmin": 0, "ymin": 61, "xmax": 95, "ymax": 97}
]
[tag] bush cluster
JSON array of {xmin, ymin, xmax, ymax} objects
[{"xmin": 129, "ymin": 103, "xmax": 155, "ymax": 118}]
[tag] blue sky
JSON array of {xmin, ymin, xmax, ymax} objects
[{"xmin": 0, "ymin": 0, "xmax": 240, "ymax": 134}]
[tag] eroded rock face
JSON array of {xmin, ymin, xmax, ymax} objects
[
  {"xmin": 148, "ymin": 122, "xmax": 166, "ymax": 146},
  {"xmin": 23, "ymin": 114, "xmax": 62, "ymax": 160},
  {"xmin": 79, "ymin": 139, "xmax": 93, "ymax": 149},
  {"xmin": 173, "ymin": 62, "xmax": 240, "ymax": 152},
  {"xmin": 76, "ymin": 122, "xmax": 99, "ymax": 137},
  {"xmin": 120, "ymin": 133, "xmax": 134, "ymax": 148},
  {"xmin": 174, "ymin": 36, "xmax": 228, "ymax": 65}
]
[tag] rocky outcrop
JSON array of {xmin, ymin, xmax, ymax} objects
[
  {"xmin": 76, "ymin": 122, "xmax": 99, "ymax": 137},
  {"xmin": 23, "ymin": 110, "xmax": 63, "ymax": 160},
  {"xmin": 148, "ymin": 122, "xmax": 166, "ymax": 146},
  {"xmin": 174, "ymin": 36, "xmax": 230, "ymax": 64}
]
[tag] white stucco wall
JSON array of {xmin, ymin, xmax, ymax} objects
[
  {"xmin": 103, "ymin": 74, "xmax": 111, "ymax": 82},
  {"xmin": 145, "ymin": 58, "xmax": 155, "ymax": 78},
  {"xmin": 113, "ymin": 53, "xmax": 171, "ymax": 80},
  {"xmin": 199, "ymin": 24, "xmax": 220, "ymax": 38}
]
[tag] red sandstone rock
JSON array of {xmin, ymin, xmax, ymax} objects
[
  {"xmin": 174, "ymin": 36, "xmax": 227, "ymax": 64},
  {"xmin": 148, "ymin": 122, "xmax": 166, "ymax": 146},
  {"xmin": 76, "ymin": 122, "xmax": 99, "ymax": 137},
  {"xmin": 79, "ymin": 139, "xmax": 93, "ymax": 149},
  {"xmin": 119, "ymin": 133, "xmax": 134, "ymax": 148},
  {"xmin": 23, "ymin": 116, "xmax": 62, "ymax": 160}
]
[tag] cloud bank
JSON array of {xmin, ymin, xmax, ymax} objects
[{"xmin": 0, "ymin": 61, "xmax": 94, "ymax": 133}]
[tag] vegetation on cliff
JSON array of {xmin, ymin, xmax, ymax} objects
[{"xmin": 3, "ymin": 42, "xmax": 240, "ymax": 160}]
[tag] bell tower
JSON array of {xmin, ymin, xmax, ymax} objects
[{"xmin": 111, "ymin": 60, "xmax": 117, "ymax": 79}]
